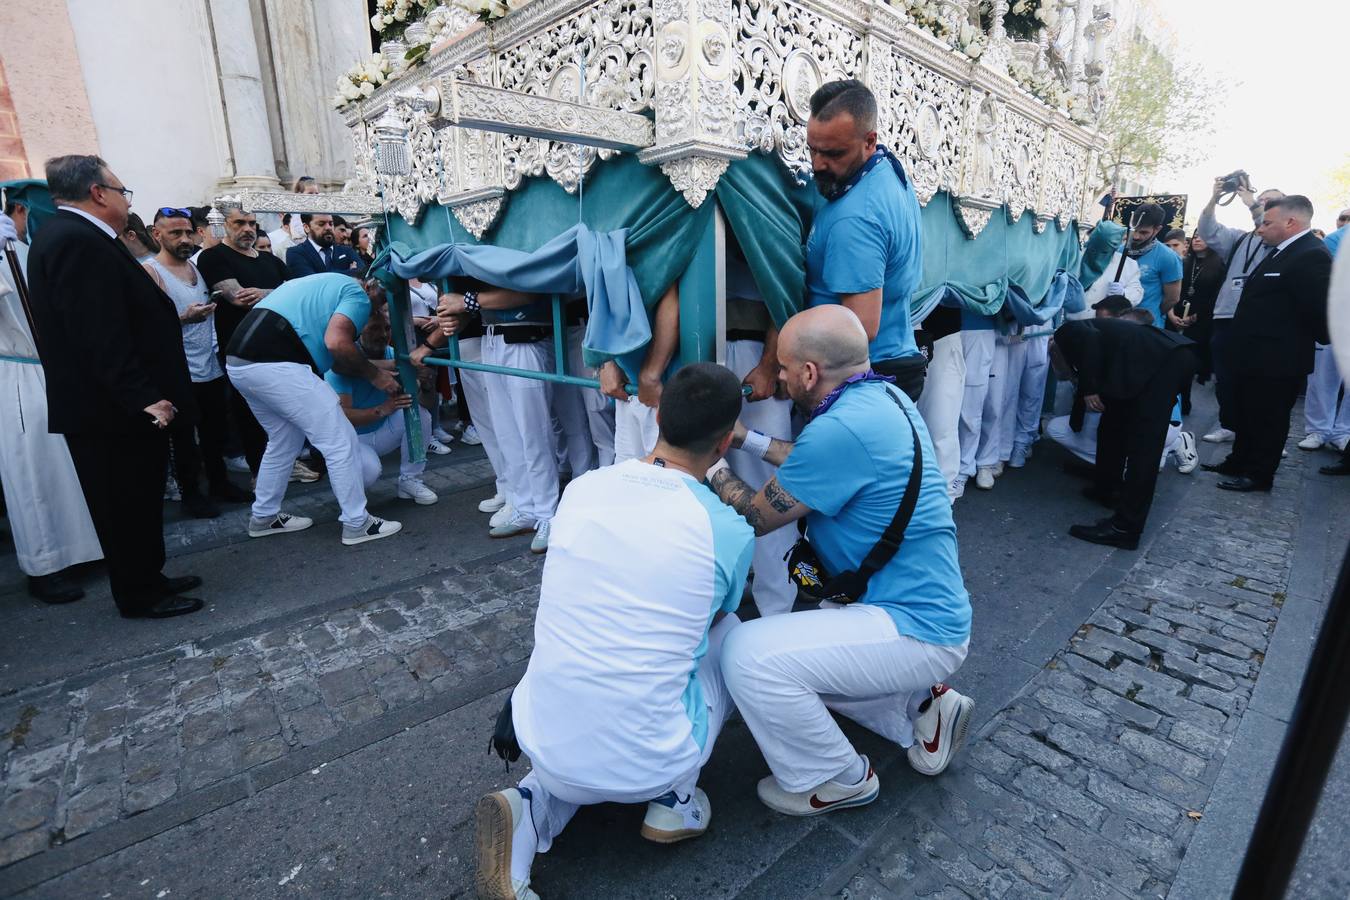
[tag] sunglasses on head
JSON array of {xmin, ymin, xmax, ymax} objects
[{"xmin": 158, "ymin": 207, "xmax": 193, "ymax": 220}]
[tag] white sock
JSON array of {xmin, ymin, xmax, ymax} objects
[{"xmin": 838, "ymin": 754, "xmax": 867, "ymax": 786}]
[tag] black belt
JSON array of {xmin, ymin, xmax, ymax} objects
[
  {"xmin": 487, "ymin": 323, "xmax": 552, "ymax": 344},
  {"xmin": 727, "ymin": 329, "xmax": 767, "ymax": 343}
]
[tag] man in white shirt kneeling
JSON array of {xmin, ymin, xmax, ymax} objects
[{"xmin": 474, "ymin": 363, "xmax": 754, "ymax": 900}]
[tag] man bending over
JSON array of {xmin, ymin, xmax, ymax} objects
[
  {"xmin": 474, "ymin": 363, "xmax": 754, "ymax": 900},
  {"xmin": 710, "ymin": 305, "xmax": 974, "ymax": 816}
]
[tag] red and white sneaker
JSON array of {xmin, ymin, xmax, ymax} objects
[
  {"xmin": 755, "ymin": 756, "xmax": 879, "ymax": 816},
  {"xmin": 907, "ymin": 684, "xmax": 975, "ymax": 776}
]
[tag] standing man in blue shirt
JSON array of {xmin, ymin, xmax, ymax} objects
[
  {"xmin": 226, "ymin": 274, "xmax": 403, "ymax": 545},
  {"xmin": 803, "ymin": 80, "xmax": 926, "ymax": 400},
  {"xmin": 1125, "ymin": 203, "xmax": 1183, "ymax": 328},
  {"xmin": 710, "ymin": 305, "xmax": 973, "ymax": 816}
]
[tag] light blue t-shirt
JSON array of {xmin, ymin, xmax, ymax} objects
[
  {"xmin": 1132, "ymin": 242, "xmax": 1183, "ymax": 327},
  {"xmin": 256, "ymin": 273, "xmax": 371, "ymax": 374},
  {"xmin": 805, "ymin": 162, "xmax": 924, "ymax": 362},
  {"xmin": 776, "ymin": 381, "xmax": 971, "ymax": 646},
  {"xmin": 325, "ymin": 346, "xmax": 394, "ymax": 434},
  {"xmin": 1323, "ymin": 224, "xmax": 1346, "ymax": 257}
]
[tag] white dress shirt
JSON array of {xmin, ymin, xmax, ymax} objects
[
  {"xmin": 1274, "ymin": 228, "xmax": 1312, "ymax": 255},
  {"xmin": 57, "ymin": 204, "xmax": 117, "ymax": 240}
]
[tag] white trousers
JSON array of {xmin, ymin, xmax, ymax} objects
[
  {"xmin": 566, "ymin": 326, "xmax": 616, "ymax": 468},
  {"xmin": 357, "ymin": 407, "xmax": 430, "ymax": 487},
  {"xmin": 973, "ymin": 339, "xmax": 1011, "ymax": 471},
  {"xmin": 1046, "ymin": 413, "xmax": 1180, "ymax": 467},
  {"xmin": 228, "ymin": 361, "xmax": 368, "ymax": 528},
  {"xmin": 916, "ymin": 332, "xmax": 966, "ymax": 492},
  {"xmin": 723, "ymin": 604, "xmax": 967, "ymax": 792},
  {"xmin": 483, "ymin": 335, "xmax": 558, "ymax": 524},
  {"xmin": 613, "ymin": 395, "xmax": 659, "ymax": 464},
  {"xmin": 1305, "ymin": 343, "xmax": 1349, "ymax": 440},
  {"xmin": 457, "ymin": 337, "xmax": 508, "ymax": 500},
  {"xmin": 725, "ymin": 339, "xmax": 798, "ymax": 617},
  {"xmin": 998, "ymin": 335, "xmax": 1050, "ymax": 459},
  {"xmin": 551, "ymin": 326, "xmax": 598, "ymax": 477},
  {"xmin": 517, "ymin": 615, "xmax": 739, "ymax": 855},
  {"xmin": 957, "ymin": 330, "xmax": 996, "ymax": 477}
]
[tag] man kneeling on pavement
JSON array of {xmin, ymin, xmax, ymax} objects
[
  {"xmin": 708, "ymin": 305, "xmax": 974, "ymax": 814},
  {"xmin": 475, "ymin": 363, "xmax": 755, "ymax": 900}
]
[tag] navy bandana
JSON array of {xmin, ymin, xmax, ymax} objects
[
  {"xmin": 810, "ymin": 370, "xmax": 896, "ymax": 419},
  {"xmin": 825, "ymin": 144, "xmax": 910, "ymax": 202}
]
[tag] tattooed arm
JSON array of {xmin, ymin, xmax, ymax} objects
[
  {"xmin": 708, "ymin": 466, "xmax": 810, "ymax": 536},
  {"xmin": 730, "ymin": 421, "xmax": 795, "ymax": 466}
]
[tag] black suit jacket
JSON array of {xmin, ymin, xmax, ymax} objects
[
  {"xmin": 285, "ymin": 240, "xmax": 365, "ymax": 280},
  {"xmin": 1054, "ymin": 317, "xmax": 1193, "ymax": 401},
  {"xmin": 27, "ymin": 210, "xmax": 197, "ymax": 435},
  {"xmin": 1229, "ymin": 232, "xmax": 1331, "ymax": 378}
]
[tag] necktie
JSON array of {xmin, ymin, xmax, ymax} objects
[{"xmin": 322, "ymin": 246, "xmax": 332, "ymax": 268}]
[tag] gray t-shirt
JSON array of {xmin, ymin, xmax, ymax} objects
[{"xmin": 146, "ymin": 258, "xmax": 222, "ymax": 383}]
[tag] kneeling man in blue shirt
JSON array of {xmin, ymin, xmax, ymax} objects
[{"xmin": 709, "ymin": 305, "xmax": 974, "ymax": 816}]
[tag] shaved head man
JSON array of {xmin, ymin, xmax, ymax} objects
[{"xmin": 707, "ymin": 304, "xmax": 974, "ymax": 818}]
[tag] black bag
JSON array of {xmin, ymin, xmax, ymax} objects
[
  {"xmin": 786, "ymin": 385, "xmax": 925, "ymax": 604},
  {"xmin": 489, "ymin": 693, "xmax": 522, "ymax": 769}
]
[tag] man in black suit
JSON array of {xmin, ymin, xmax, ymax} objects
[
  {"xmin": 25, "ymin": 155, "xmax": 205, "ymax": 619},
  {"xmin": 1206, "ymin": 195, "xmax": 1331, "ymax": 492},
  {"xmin": 1052, "ymin": 316, "xmax": 1195, "ymax": 550},
  {"xmin": 284, "ymin": 213, "xmax": 365, "ymax": 280}
]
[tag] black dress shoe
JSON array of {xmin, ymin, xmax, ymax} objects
[
  {"xmin": 27, "ymin": 573, "xmax": 85, "ymax": 604},
  {"xmin": 121, "ymin": 596, "xmax": 205, "ymax": 619},
  {"xmin": 159, "ymin": 574, "xmax": 204, "ymax": 595},
  {"xmin": 1069, "ymin": 521, "xmax": 1140, "ymax": 550},
  {"xmin": 1062, "ymin": 461, "xmax": 1097, "ymax": 481},
  {"xmin": 210, "ymin": 482, "xmax": 253, "ymax": 503},
  {"xmin": 1321, "ymin": 461, "xmax": 1350, "ymax": 476},
  {"xmin": 182, "ymin": 493, "xmax": 221, "ymax": 519},
  {"xmin": 1217, "ymin": 476, "xmax": 1271, "ymax": 493},
  {"xmin": 1081, "ymin": 485, "xmax": 1120, "ymax": 508},
  {"xmin": 1201, "ymin": 461, "xmax": 1242, "ymax": 475}
]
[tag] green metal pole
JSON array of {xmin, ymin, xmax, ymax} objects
[
  {"xmin": 387, "ymin": 278, "xmax": 427, "ymax": 464},
  {"xmin": 551, "ymin": 293, "xmax": 567, "ymax": 375},
  {"xmin": 405, "ymin": 353, "xmax": 615, "ymax": 391}
]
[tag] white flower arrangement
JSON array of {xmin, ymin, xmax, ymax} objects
[
  {"xmin": 957, "ymin": 21, "xmax": 987, "ymax": 59},
  {"xmin": 370, "ymin": 0, "xmax": 440, "ymax": 39},
  {"xmin": 452, "ymin": 0, "xmax": 530, "ymax": 24},
  {"xmin": 332, "ymin": 53, "xmax": 393, "ymax": 109}
]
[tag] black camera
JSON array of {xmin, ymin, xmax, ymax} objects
[{"xmin": 1219, "ymin": 170, "xmax": 1250, "ymax": 193}]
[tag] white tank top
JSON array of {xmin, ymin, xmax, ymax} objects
[{"xmin": 146, "ymin": 257, "xmax": 222, "ymax": 383}]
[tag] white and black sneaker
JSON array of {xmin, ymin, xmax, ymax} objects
[
  {"xmin": 341, "ymin": 515, "xmax": 402, "ymax": 546},
  {"xmin": 247, "ymin": 512, "xmax": 314, "ymax": 538},
  {"xmin": 475, "ymin": 787, "xmax": 541, "ymax": 900},
  {"xmin": 640, "ymin": 788, "xmax": 711, "ymax": 843},
  {"xmin": 907, "ymin": 684, "xmax": 975, "ymax": 776}
]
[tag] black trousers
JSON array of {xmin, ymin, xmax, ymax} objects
[
  {"xmin": 871, "ymin": 355, "xmax": 928, "ymax": 402},
  {"xmin": 1094, "ymin": 356, "xmax": 1193, "ymax": 535},
  {"xmin": 170, "ymin": 378, "xmax": 231, "ymax": 495},
  {"xmin": 67, "ymin": 429, "xmax": 169, "ymax": 614},
  {"xmin": 1210, "ymin": 319, "xmax": 1236, "ymax": 430},
  {"xmin": 1228, "ymin": 374, "xmax": 1303, "ymax": 487}
]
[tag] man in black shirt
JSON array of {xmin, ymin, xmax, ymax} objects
[{"xmin": 197, "ymin": 204, "xmax": 288, "ymax": 475}]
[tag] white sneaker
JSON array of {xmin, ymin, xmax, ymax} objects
[
  {"xmin": 1175, "ymin": 431, "xmax": 1199, "ymax": 474},
  {"xmin": 489, "ymin": 513, "xmax": 535, "ymax": 539},
  {"xmin": 426, "ymin": 438, "xmax": 453, "ymax": 456},
  {"xmin": 474, "ymin": 788, "xmax": 540, "ymax": 900},
  {"xmin": 432, "ymin": 426, "xmax": 456, "ymax": 444},
  {"xmin": 1008, "ymin": 444, "xmax": 1031, "ymax": 469},
  {"xmin": 397, "ymin": 476, "xmax": 438, "ymax": 505},
  {"xmin": 460, "ymin": 424, "xmax": 484, "ymax": 446},
  {"xmin": 949, "ymin": 475, "xmax": 967, "ymax": 501},
  {"xmin": 991, "ymin": 461, "xmax": 1005, "ymax": 478},
  {"xmin": 479, "ymin": 492, "xmax": 507, "ymax": 514},
  {"xmin": 908, "ymin": 684, "xmax": 975, "ymax": 776},
  {"xmin": 489, "ymin": 502, "xmax": 516, "ymax": 529},
  {"xmin": 290, "ymin": 460, "xmax": 321, "ymax": 483},
  {"xmin": 1297, "ymin": 434, "xmax": 1325, "ymax": 451},
  {"xmin": 1202, "ymin": 427, "xmax": 1235, "ymax": 443},
  {"xmin": 641, "ymin": 788, "xmax": 711, "ymax": 843},
  {"xmin": 756, "ymin": 756, "xmax": 879, "ymax": 816},
  {"xmin": 341, "ymin": 515, "xmax": 402, "ymax": 546},
  {"xmin": 248, "ymin": 512, "xmax": 314, "ymax": 538},
  {"xmin": 224, "ymin": 455, "xmax": 250, "ymax": 473},
  {"xmin": 975, "ymin": 466, "xmax": 996, "ymax": 490},
  {"xmin": 530, "ymin": 520, "xmax": 551, "ymax": 554},
  {"xmin": 1334, "ymin": 436, "xmax": 1350, "ymax": 452}
]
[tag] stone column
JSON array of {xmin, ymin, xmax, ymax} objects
[{"xmin": 206, "ymin": 0, "xmax": 282, "ymax": 190}]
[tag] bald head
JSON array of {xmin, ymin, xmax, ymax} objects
[{"xmin": 780, "ymin": 305, "xmax": 871, "ymax": 373}]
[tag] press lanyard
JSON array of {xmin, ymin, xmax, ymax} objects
[{"xmin": 1240, "ymin": 233, "xmax": 1266, "ymax": 273}]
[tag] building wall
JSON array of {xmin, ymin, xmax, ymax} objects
[{"xmin": 0, "ymin": 60, "xmax": 29, "ymax": 181}]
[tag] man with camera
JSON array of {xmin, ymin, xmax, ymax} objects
[
  {"xmin": 708, "ymin": 305, "xmax": 973, "ymax": 816},
  {"xmin": 1197, "ymin": 173, "xmax": 1284, "ymax": 443},
  {"xmin": 473, "ymin": 364, "xmax": 753, "ymax": 900},
  {"xmin": 1209, "ymin": 195, "xmax": 1331, "ymax": 492}
]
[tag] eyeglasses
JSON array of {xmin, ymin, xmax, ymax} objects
[
  {"xmin": 158, "ymin": 206, "xmax": 193, "ymax": 220},
  {"xmin": 96, "ymin": 183, "xmax": 133, "ymax": 203}
]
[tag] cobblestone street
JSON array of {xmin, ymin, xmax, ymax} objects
[{"xmin": 1, "ymin": 397, "xmax": 1347, "ymax": 898}]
